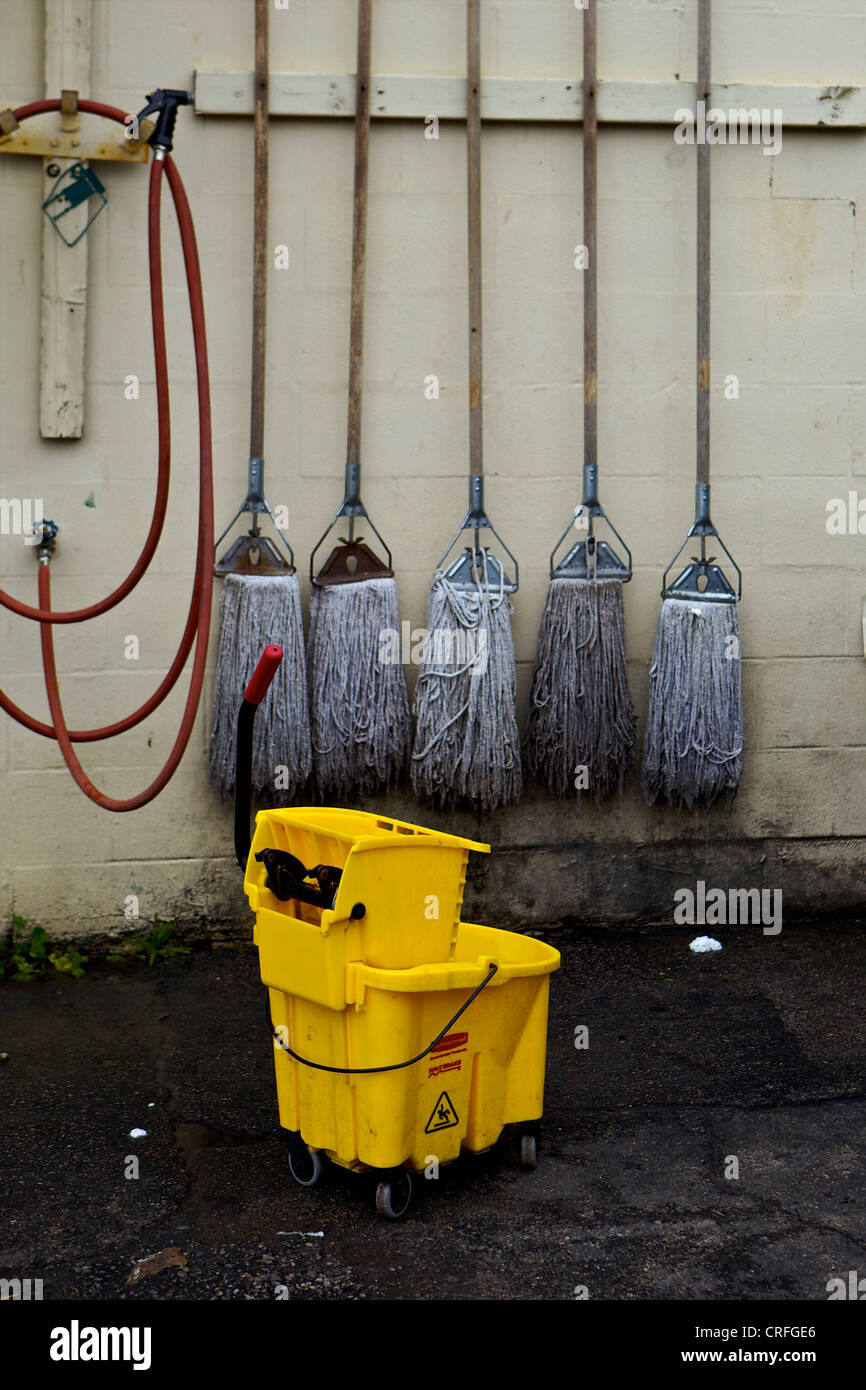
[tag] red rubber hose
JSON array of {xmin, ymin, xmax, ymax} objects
[
  {"xmin": 0, "ymin": 101, "xmax": 175, "ymax": 624},
  {"xmin": 10, "ymin": 99, "xmax": 132, "ymax": 122},
  {"xmin": 0, "ymin": 579, "xmax": 199, "ymax": 741},
  {"xmin": 0, "ymin": 134, "xmax": 195, "ymax": 740},
  {"xmin": 0, "ymin": 153, "xmax": 199, "ymax": 740},
  {"xmin": 37, "ymin": 155, "xmax": 214, "ymax": 811},
  {"xmin": 0, "ymin": 99, "xmax": 214, "ymax": 808}
]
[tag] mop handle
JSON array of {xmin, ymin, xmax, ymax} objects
[
  {"xmin": 346, "ymin": 0, "xmax": 373, "ymax": 476},
  {"xmin": 467, "ymin": 0, "xmax": 483, "ymax": 487},
  {"xmin": 582, "ymin": 0, "xmax": 598, "ymax": 479},
  {"xmin": 244, "ymin": 644, "xmax": 284, "ymax": 705},
  {"xmin": 249, "ymin": 0, "xmax": 269, "ymax": 463},
  {"xmin": 235, "ymin": 645, "xmax": 284, "ymax": 870},
  {"xmin": 696, "ymin": 0, "xmax": 711, "ymax": 490}
]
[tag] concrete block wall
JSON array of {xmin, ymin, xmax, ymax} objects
[{"xmin": 1, "ymin": 0, "xmax": 865, "ymax": 938}]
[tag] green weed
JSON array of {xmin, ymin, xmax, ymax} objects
[
  {"xmin": 0, "ymin": 916, "xmax": 87, "ymax": 981},
  {"xmin": 114, "ymin": 917, "xmax": 191, "ymax": 968}
]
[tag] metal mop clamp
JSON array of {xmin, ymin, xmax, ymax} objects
[
  {"xmin": 437, "ymin": 476, "xmax": 518, "ymax": 593},
  {"xmin": 214, "ymin": 458, "xmax": 294, "ymax": 576},
  {"xmin": 662, "ymin": 483, "xmax": 741, "ymax": 602},
  {"xmin": 550, "ymin": 464, "xmax": 631, "ymax": 581},
  {"xmin": 310, "ymin": 461, "xmax": 394, "ymax": 585},
  {"xmin": 663, "ymin": 0, "xmax": 741, "ymax": 606}
]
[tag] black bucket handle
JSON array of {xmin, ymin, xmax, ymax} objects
[{"xmin": 267, "ymin": 963, "xmax": 498, "ymax": 1075}]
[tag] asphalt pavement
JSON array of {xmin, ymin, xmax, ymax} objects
[{"xmin": 1, "ymin": 924, "xmax": 864, "ymax": 1300}]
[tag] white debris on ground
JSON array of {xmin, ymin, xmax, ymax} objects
[
  {"xmin": 689, "ymin": 936, "xmax": 722, "ymax": 953},
  {"xmin": 129, "ymin": 1128, "xmax": 148, "ymax": 1138}
]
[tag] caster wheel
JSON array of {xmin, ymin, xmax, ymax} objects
[
  {"xmin": 375, "ymin": 1170, "xmax": 413, "ymax": 1219},
  {"xmin": 519, "ymin": 1134, "xmax": 538, "ymax": 1171},
  {"xmin": 288, "ymin": 1142, "xmax": 323, "ymax": 1187}
]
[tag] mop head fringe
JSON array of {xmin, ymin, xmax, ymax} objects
[
  {"xmin": 525, "ymin": 576, "xmax": 636, "ymax": 800},
  {"xmin": 308, "ymin": 576, "xmax": 411, "ymax": 799},
  {"xmin": 641, "ymin": 597, "xmax": 743, "ymax": 810},
  {"xmin": 209, "ymin": 573, "xmax": 312, "ymax": 802},
  {"xmin": 411, "ymin": 571, "xmax": 522, "ymax": 814}
]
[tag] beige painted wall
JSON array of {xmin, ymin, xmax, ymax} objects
[{"xmin": 1, "ymin": 0, "xmax": 865, "ymax": 937}]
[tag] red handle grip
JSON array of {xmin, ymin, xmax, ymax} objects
[{"xmin": 244, "ymin": 645, "xmax": 283, "ymax": 705}]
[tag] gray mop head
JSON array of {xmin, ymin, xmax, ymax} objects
[
  {"xmin": 411, "ymin": 571, "xmax": 522, "ymax": 814},
  {"xmin": 308, "ymin": 576, "xmax": 411, "ymax": 799},
  {"xmin": 209, "ymin": 573, "xmax": 312, "ymax": 802},
  {"xmin": 525, "ymin": 576, "xmax": 636, "ymax": 800},
  {"xmin": 642, "ymin": 597, "xmax": 743, "ymax": 810}
]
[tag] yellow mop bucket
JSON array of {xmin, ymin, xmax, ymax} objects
[
  {"xmin": 258, "ymin": 918, "xmax": 559, "ymax": 1217},
  {"xmin": 245, "ymin": 806, "xmax": 489, "ymax": 975},
  {"xmin": 234, "ymin": 650, "xmax": 560, "ymax": 1218}
]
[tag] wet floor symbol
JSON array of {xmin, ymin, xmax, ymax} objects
[{"xmin": 425, "ymin": 1091, "xmax": 459, "ymax": 1133}]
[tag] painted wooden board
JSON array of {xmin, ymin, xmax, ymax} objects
[
  {"xmin": 194, "ymin": 71, "xmax": 866, "ymax": 127},
  {"xmin": 40, "ymin": 0, "xmax": 91, "ymax": 439}
]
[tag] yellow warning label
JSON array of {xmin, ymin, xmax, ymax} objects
[{"xmin": 425, "ymin": 1091, "xmax": 459, "ymax": 1133}]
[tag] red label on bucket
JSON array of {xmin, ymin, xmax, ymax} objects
[
  {"xmin": 428, "ymin": 1059, "xmax": 462, "ymax": 1078},
  {"xmin": 431, "ymin": 1032, "xmax": 468, "ymax": 1055}
]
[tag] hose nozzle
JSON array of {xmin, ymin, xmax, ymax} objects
[{"xmin": 135, "ymin": 88, "xmax": 194, "ymax": 152}]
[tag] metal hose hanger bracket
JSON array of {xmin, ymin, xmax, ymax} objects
[{"xmin": 268, "ymin": 963, "xmax": 499, "ymax": 1075}]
